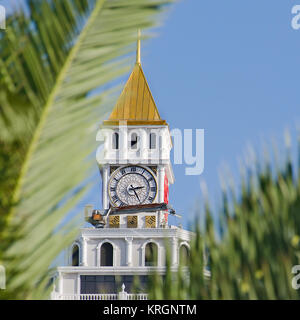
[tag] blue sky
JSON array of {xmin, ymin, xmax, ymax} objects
[
  {"xmin": 91, "ymin": 0, "xmax": 300, "ymax": 227},
  {"xmin": 2, "ymin": 0, "xmax": 300, "ymax": 228},
  {"xmin": 139, "ymin": 0, "xmax": 300, "ymax": 225}
]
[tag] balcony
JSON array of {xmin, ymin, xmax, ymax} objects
[{"xmin": 51, "ymin": 284, "xmax": 148, "ymax": 300}]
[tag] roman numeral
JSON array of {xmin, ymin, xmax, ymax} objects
[
  {"xmin": 110, "ymin": 187, "xmax": 116, "ymax": 192},
  {"xmin": 148, "ymin": 177, "xmax": 153, "ymax": 182},
  {"xmin": 131, "ymin": 167, "xmax": 136, "ymax": 172},
  {"xmin": 151, "ymin": 187, "xmax": 156, "ymax": 192},
  {"xmin": 112, "ymin": 195, "xmax": 118, "ymax": 201},
  {"xmin": 121, "ymin": 169, "xmax": 126, "ymax": 175},
  {"xmin": 148, "ymin": 197, "xmax": 154, "ymax": 202}
]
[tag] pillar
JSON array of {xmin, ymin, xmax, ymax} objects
[
  {"xmin": 171, "ymin": 237, "xmax": 178, "ymax": 266},
  {"xmin": 77, "ymin": 273, "xmax": 81, "ymax": 296},
  {"xmin": 125, "ymin": 237, "xmax": 133, "ymax": 266},
  {"xmin": 119, "ymin": 121, "xmax": 128, "ymax": 164},
  {"xmin": 102, "ymin": 165, "xmax": 109, "ymax": 209},
  {"xmin": 158, "ymin": 166, "xmax": 165, "ymax": 203},
  {"xmin": 81, "ymin": 237, "xmax": 87, "ymax": 266}
]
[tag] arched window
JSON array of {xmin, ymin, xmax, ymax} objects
[
  {"xmin": 72, "ymin": 245, "xmax": 79, "ymax": 266},
  {"xmin": 179, "ymin": 245, "xmax": 190, "ymax": 266},
  {"xmin": 145, "ymin": 242, "xmax": 158, "ymax": 266},
  {"xmin": 101, "ymin": 243, "xmax": 113, "ymax": 266},
  {"xmin": 112, "ymin": 132, "xmax": 119, "ymax": 150},
  {"xmin": 149, "ymin": 133, "xmax": 156, "ymax": 149},
  {"xmin": 130, "ymin": 132, "xmax": 138, "ymax": 150}
]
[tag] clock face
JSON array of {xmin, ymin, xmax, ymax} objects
[{"xmin": 108, "ymin": 166, "xmax": 157, "ymax": 207}]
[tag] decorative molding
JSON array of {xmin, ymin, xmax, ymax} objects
[
  {"xmin": 179, "ymin": 241, "xmax": 190, "ymax": 250},
  {"xmin": 127, "ymin": 215, "xmax": 138, "ymax": 228},
  {"xmin": 145, "ymin": 215, "xmax": 156, "ymax": 228},
  {"xmin": 57, "ymin": 266, "xmax": 191, "ymax": 275},
  {"xmin": 80, "ymin": 227, "xmax": 194, "ymax": 241}
]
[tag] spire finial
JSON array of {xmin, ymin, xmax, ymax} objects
[{"xmin": 136, "ymin": 29, "xmax": 141, "ymax": 65}]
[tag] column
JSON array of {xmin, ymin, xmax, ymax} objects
[
  {"xmin": 81, "ymin": 237, "xmax": 87, "ymax": 266},
  {"xmin": 77, "ymin": 273, "xmax": 81, "ymax": 296},
  {"xmin": 171, "ymin": 237, "xmax": 178, "ymax": 266},
  {"xmin": 58, "ymin": 272, "xmax": 63, "ymax": 295},
  {"xmin": 158, "ymin": 166, "xmax": 165, "ymax": 203},
  {"xmin": 140, "ymin": 127, "xmax": 148, "ymax": 164},
  {"xmin": 119, "ymin": 121, "xmax": 128, "ymax": 164},
  {"xmin": 125, "ymin": 237, "xmax": 133, "ymax": 267},
  {"xmin": 102, "ymin": 165, "xmax": 109, "ymax": 209}
]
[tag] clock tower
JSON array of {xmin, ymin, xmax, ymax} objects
[
  {"xmin": 51, "ymin": 33, "xmax": 193, "ymax": 300},
  {"xmin": 97, "ymin": 32, "xmax": 174, "ymax": 227}
]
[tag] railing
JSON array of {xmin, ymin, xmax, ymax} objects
[
  {"xmin": 79, "ymin": 294, "xmax": 118, "ymax": 300},
  {"xmin": 52, "ymin": 293, "xmax": 118, "ymax": 300},
  {"xmin": 126, "ymin": 293, "xmax": 148, "ymax": 300},
  {"xmin": 51, "ymin": 284, "xmax": 148, "ymax": 300}
]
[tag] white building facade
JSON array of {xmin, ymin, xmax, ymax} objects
[{"xmin": 51, "ymin": 38, "xmax": 193, "ymax": 300}]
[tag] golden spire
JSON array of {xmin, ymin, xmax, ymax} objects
[
  {"xmin": 103, "ymin": 29, "xmax": 166, "ymax": 126},
  {"xmin": 136, "ymin": 29, "xmax": 141, "ymax": 65}
]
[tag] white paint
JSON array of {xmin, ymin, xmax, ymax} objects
[{"xmin": 52, "ymin": 117, "xmax": 195, "ymax": 300}]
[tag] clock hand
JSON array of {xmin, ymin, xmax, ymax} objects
[
  {"xmin": 130, "ymin": 185, "xmax": 140, "ymax": 203},
  {"xmin": 129, "ymin": 186, "xmax": 144, "ymax": 191}
]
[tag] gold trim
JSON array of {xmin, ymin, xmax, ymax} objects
[
  {"xmin": 127, "ymin": 215, "xmax": 138, "ymax": 228},
  {"xmin": 109, "ymin": 215, "xmax": 120, "ymax": 228},
  {"xmin": 145, "ymin": 215, "xmax": 156, "ymax": 228}
]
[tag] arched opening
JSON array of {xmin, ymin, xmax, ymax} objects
[
  {"xmin": 72, "ymin": 245, "xmax": 79, "ymax": 266},
  {"xmin": 112, "ymin": 132, "xmax": 119, "ymax": 150},
  {"xmin": 145, "ymin": 242, "xmax": 158, "ymax": 266},
  {"xmin": 179, "ymin": 245, "xmax": 190, "ymax": 266},
  {"xmin": 130, "ymin": 132, "xmax": 138, "ymax": 149},
  {"xmin": 149, "ymin": 133, "xmax": 156, "ymax": 149},
  {"xmin": 100, "ymin": 242, "xmax": 113, "ymax": 266}
]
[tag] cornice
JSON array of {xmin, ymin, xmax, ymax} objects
[{"xmin": 79, "ymin": 227, "xmax": 194, "ymax": 241}]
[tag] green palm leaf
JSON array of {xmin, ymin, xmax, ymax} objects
[{"xmin": 0, "ymin": 0, "xmax": 173, "ymax": 299}]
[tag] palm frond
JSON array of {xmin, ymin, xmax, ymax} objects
[
  {"xmin": 149, "ymin": 133, "xmax": 300, "ymax": 300},
  {"xmin": 0, "ymin": 0, "xmax": 173, "ymax": 299}
]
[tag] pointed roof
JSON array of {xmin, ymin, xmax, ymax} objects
[{"xmin": 103, "ymin": 31, "xmax": 166, "ymax": 126}]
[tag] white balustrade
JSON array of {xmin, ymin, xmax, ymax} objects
[{"xmin": 51, "ymin": 284, "xmax": 148, "ymax": 300}]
